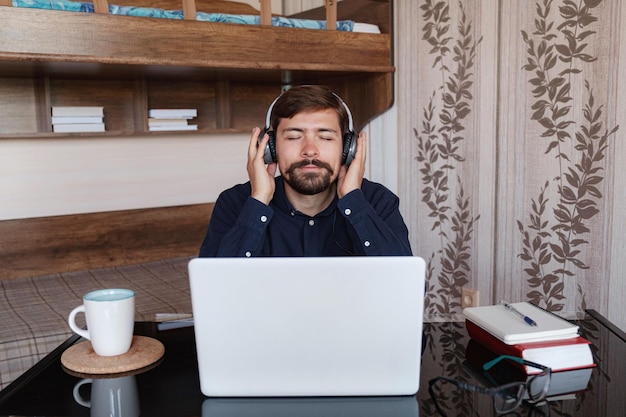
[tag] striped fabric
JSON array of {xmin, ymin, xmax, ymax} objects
[{"xmin": 0, "ymin": 256, "xmax": 193, "ymax": 390}]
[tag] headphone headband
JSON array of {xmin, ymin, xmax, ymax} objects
[
  {"xmin": 264, "ymin": 91, "xmax": 354, "ymax": 133},
  {"xmin": 260, "ymin": 87, "xmax": 357, "ymax": 166}
]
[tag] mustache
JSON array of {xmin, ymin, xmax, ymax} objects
[{"xmin": 286, "ymin": 159, "xmax": 333, "ymax": 174}]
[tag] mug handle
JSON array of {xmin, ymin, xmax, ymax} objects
[
  {"xmin": 73, "ymin": 378, "xmax": 92, "ymax": 408},
  {"xmin": 68, "ymin": 305, "xmax": 90, "ymax": 340}
]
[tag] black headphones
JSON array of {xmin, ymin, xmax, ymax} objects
[{"xmin": 258, "ymin": 90, "xmax": 357, "ymax": 166}]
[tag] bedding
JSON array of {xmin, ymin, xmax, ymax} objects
[{"xmin": 11, "ymin": 0, "xmax": 380, "ymax": 32}]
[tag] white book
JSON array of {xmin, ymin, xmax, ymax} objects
[
  {"xmin": 51, "ymin": 106, "xmax": 104, "ymax": 117},
  {"xmin": 149, "ymin": 124, "xmax": 198, "ymax": 131},
  {"xmin": 463, "ymin": 302, "xmax": 579, "ymax": 344},
  {"xmin": 149, "ymin": 109, "xmax": 197, "ymax": 119},
  {"xmin": 52, "ymin": 116, "xmax": 104, "ymax": 124},
  {"xmin": 148, "ymin": 118, "xmax": 190, "ymax": 126},
  {"xmin": 53, "ymin": 123, "xmax": 106, "ymax": 133}
]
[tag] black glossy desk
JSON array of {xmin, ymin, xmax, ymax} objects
[{"xmin": 0, "ymin": 310, "xmax": 624, "ymax": 416}]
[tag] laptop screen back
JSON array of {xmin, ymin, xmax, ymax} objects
[{"xmin": 188, "ymin": 256, "xmax": 426, "ymax": 397}]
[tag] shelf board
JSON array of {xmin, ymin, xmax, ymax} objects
[
  {"xmin": 0, "ymin": 8, "xmax": 393, "ymax": 79},
  {"xmin": 0, "ymin": 128, "xmax": 251, "ymax": 139}
]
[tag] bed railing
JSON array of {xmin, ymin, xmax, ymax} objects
[{"xmin": 0, "ymin": 0, "xmax": 340, "ymax": 29}]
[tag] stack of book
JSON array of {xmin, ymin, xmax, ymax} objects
[
  {"xmin": 148, "ymin": 109, "xmax": 198, "ymax": 131},
  {"xmin": 463, "ymin": 302, "xmax": 595, "ymax": 400},
  {"xmin": 51, "ymin": 106, "xmax": 105, "ymax": 133}
]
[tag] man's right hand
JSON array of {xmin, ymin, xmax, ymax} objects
[{"xmin": 248, "ymin": 127, "xmax": 277, "ymax": 205}]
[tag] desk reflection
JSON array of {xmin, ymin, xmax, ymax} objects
[
  {"xmin": 203, "ymin": 396, "xmax": 419, "ymax": 417},
  {"xmin": 73, "ymin": 375, "xmax": 139, "ymax": 417}
]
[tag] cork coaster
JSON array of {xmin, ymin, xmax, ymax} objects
[{"xmin": 61, "ymin": 335, "xmax": 164, "ymax": 376}]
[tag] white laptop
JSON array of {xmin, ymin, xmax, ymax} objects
[{"xmin": 188, "ymin": 256, "xmax": 426, "ymax": 397}]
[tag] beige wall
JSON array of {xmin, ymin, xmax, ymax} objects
[
  {"xmin": 0, "ymin": 135, "xmax": 249, "ymax": 220},
  {"xmin": 397, "ymin": 0, "xmax": 626, "ymax": 330}
]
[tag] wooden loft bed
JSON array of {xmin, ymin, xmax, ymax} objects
[{"xmin": 0, "ymin": 0, "xmax": 394, "ymax": 137}]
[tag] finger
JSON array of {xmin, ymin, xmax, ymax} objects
[
  {"xmin": 248, "ymin": 127, "xmax": 261, "ymax": 157},
  {"xmin": 357, "ymin": 131, "xmax": 366, "ymax": 163},
  {"xmin": 249, "ymin": 128, "xmax": 268, "ymax": 161}
]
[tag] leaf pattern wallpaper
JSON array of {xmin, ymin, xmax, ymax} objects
[
  {"xmin": 515, "ymin": 0, "xmax": 618, "ymax": 312},
  {"xmin": 398, "ymin": 0, "xmax": 625, "ymax": 327},
  {"xmin": 415, "ymin": 1, "xmax": 483, "ymax": 316}
]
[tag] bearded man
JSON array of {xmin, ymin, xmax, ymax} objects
[{"xmin": 199, "ymin": 85, "xmax": 412, "ymax": 257}]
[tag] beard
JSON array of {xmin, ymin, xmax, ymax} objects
[{"xmin": 283, "ymin": 159, "xmax": 334, "ymax": 195}]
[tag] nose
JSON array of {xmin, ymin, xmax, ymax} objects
[{"xmin": 301, "ymin": 137, "xmax": 319, "ymax": 158}]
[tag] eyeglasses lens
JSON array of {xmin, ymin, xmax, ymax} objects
[
  {"xmin": 493, "ymin": 383, "xmax": 525, "ymax": 413},
  {"xmin": 527, "ymin": 372, "xmax": 550, "ymax": 401}
]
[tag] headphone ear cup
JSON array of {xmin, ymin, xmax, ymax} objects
[
  {"xmin": 342, "ymin": 132, "xmax": 357, "ymax": 166},
  {"xmin": 258, "ymin": 128, "xmax": 276, "ymax": 164},
  {"xmin": 267, "ymin": 130, "xmax": 277, "ymax": 163}
]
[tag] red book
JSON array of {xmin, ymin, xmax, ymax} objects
[{"xmin": 466, "ymin": 320, "xmax": 595, "ymax": 374}]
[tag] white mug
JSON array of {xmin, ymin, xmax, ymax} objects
[
  {"xmin": 68, "ymin": 288, "xmax": 135, "ymax": 356},
  {"xmin": 73, "ymin": 375, "xmax": 140, "ymax": 417}
]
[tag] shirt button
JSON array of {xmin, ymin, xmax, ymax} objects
[
  {"xmin": 260, "ymin": 215, "xmax": 268, "ymax": 223},
  {"xmin": 364, "ymin": 241, "xmax": 371, "ymax": 247},
  {"xmin": 308, "ymin": 219, "xmax": 315, "ymax": 226},
  {"xmin": 245, "ymin": 251, "xmax": 252, "ymax": 257},
  {"xmin": 344, "ymin": 208, "xmax": 352, "ymax": 216}
]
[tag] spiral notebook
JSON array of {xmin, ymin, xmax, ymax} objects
[{"xmin": 462, "ymin": 302, "xmax": 579, "ymax": 344}]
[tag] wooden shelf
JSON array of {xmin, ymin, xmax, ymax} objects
[{"xmin": 0, "ymin": 0, "xmax": 394, "ymax": 137}]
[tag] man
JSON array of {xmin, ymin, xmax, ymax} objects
[{"xmin": 199, "ymin": 85, "xmax": 412, "ymax": 257}]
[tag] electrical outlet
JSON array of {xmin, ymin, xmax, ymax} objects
[{"xmin": 461, "ymin": 287, "xmax": 479, "ymax": 308}]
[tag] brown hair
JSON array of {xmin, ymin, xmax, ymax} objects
[{"xmin": 270, "ymin": 85, "xmax": 349, "ymax": 135}]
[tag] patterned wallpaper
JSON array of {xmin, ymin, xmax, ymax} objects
[{"xmin": 397, "ymin": 0, "xmax": 625, "ymax": 329}]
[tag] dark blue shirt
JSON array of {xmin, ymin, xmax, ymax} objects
[{"xmin": 199, "ymin": 176, "xmax": 412, "ymax": 257}]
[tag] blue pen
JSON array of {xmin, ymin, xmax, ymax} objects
[{"xmin": 500, "ymin": 301, "xmax": 537, "ymax": 327}]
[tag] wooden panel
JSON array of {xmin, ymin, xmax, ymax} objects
[
  {"xmin": 0, "ymin": 8, "xmax": 392, "ymax": 73},
  {"xmin": 93, "ymin": 0, "xmax": 109, "ymax": 14},
  {"xmin": 0, "ymin": 78, "xmax": 39, "ymax": 134},
  {"xmin": 228, "ymin": 83, "xmax": 282, "ymax": 130},
  {"xmin": 0, "ymin": 203, "xmax": 214, "ymax": 280},
  {"xmin": 35, "ymin": 76, "xmax": 51, "ymax": 132}
]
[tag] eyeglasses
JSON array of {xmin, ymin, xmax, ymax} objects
[{"xmin": 428, "ymin": 355, "xmax": 552, "ymax": 416}]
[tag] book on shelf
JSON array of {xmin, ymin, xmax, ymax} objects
[
  {"xmin": 148, "ymin": 109, "xmax": 197, "ymax": 119},
  {"xmin": 464, "ymin": 339, "xmax": 593, "ymax": 401},
  {"xmin": 51, "ymin": 106, "xmax": 104, "ymax": 117},
  {"xmin": 52, "ymin": 123, "xmax": 106, "ymax": 133},
  {"xmin": 465, "ymin": 319, "xmax": 594, "ymax": 374},
  {"xmin": 148, "ymin": 118, "xmax": 192, "ymax": 126},
  {"xmin": 51, "ymin": 116, "xmax": 104, "ymax": 124},
  {"xmin": 148, "ymin": 124, "xmax": 198, "ymax": 132},
  {"xmin": 462, "ymin": 301, "xmax": 579, "ymax": 344}
]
